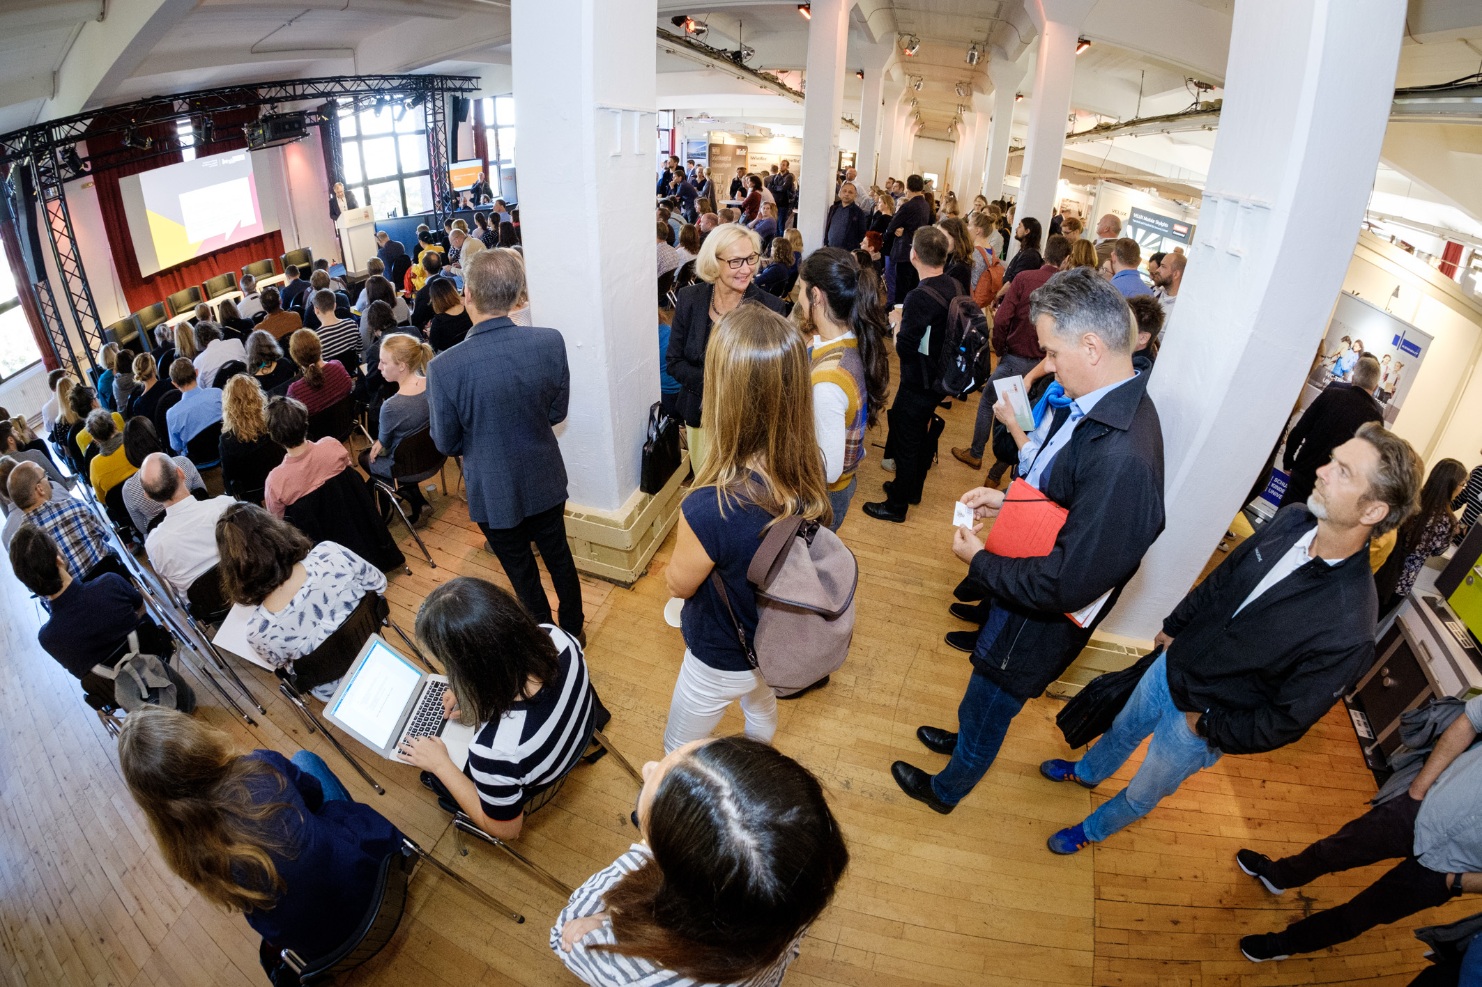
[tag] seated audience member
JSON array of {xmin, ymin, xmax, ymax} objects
[
  {"xmin": 427, "ymin": 279, "xmax": 473, "ymax": 353},
  {"xmin": 215, "ymin": 502, "xmax": 385, "ymax": 677},
  {"xmin": 356, "ymin": 275, "xmax": 410, "ymax": 347},
  {"xmin": 216, "ymin": 299, "xmax": 254, "ymax": 337},
  {"xmin": 151, "ymin": 326, "xmax": 177, "ymax": 375},
  {"xmin": 497, "ymin": 221, "xmax": 520, "ymax": 248},
  {"xmin": 236, "ymin": 275, "xmax": 263, "ymax": 319},
  {"xmin": 172, "ymin": 322, "xmax": 201, "ymax": 369},
  {"xmin": 312, "ymin": 257, "xmax": 348, "ymax": 295},
  {"xmin": 111, "ymin": 348, "xmax": 142, "ymax": 413},
  {"xmin": 257, "ymin": 287, "xmax": 302, "ymax": 342},
  {"xmin": 70, "ymin": 384, "xmax": 121, "ymax": 466},
  {"xmin": 245, "ymin": 329, "xmax": 297, "ymax": 393},
  {"xmin": 301, "ymin": 271, "xmax": 350, "ymax": 331},
  {"xmin": 6, "ymin": 461, "xmax": 111, "ymax": 580},
  {"xmin": 129, "ymin": 354, "xmax": 170, "ymax": 421},
  {"xmin": 351, "ymin": 258, "xmax": 386, "ymax": 313},
  {"xmin": 0, "ymin": 419, "xmax": 67, "ymax": 487},
  {"xmin": 399, "ymin": 577, "xmax": 596, "ymax": 835},
  {"xmin": 220, "ymin": 375, "xmax": 283, "ymax": 504},
  {"xmin": 717, "ymin": 207, "xmax": 739, "ymax": 225},
  {"xmin": 193, "ymin": 322, "xmax": 248, "ymax": 388},
  {"xmin": 120, "ymin": 418, "xmax": 204, "ymax": 535},
  {"xmin": 117, "ymin": 707, "xmax": 402, "ymax": 966},
  {"xmin": 165, "ymin": 358, "xmax": 224, "ymax": 456},
  {"xmin": 54, "ymin": 378, "xmax": 85, "ymax": 472},
  {"xmin": 473, "ymin": 210, "xmax": 498, "ymax": 249},
  {"xmin": 279, "ymin": 265, "xmax": 310, "ymax": 312},
  {"xmin": 753, "ymin": 237, "xmax": 797, "ymax": 298},
  {"xmin": 96, "ymin": 342, "xmax": 121, "ymax": 412},
  {"xmin": 448, "ymin": 228, "xmax": 484, "ymax": 275},
  {"xmin": 193, "ymin": 302, "xmax": 214, "ymax": 326},
  {"xmin": 410, "ymin": 251, "xmax": 449, "ymax": 328},
  {"xmin": 552, "ymin": 736, "xmax": 849, "ymax": 985},
  {"xmin": 306, "ymin": 291, "xmax": 360, "ymax": 369},
  {"xmin": 140, "ymin": 453, "xmax": 235, "ymax": 596},
  {"xmin": 360, "ymin": 334, "xmax": 432, "ymax": 522},
  {"xmin": 262, "ymin": 396, "xmax": 351, "ymax": 517},
  {"xmin": 408, "ymin": 234, "xmax": 446, "ymax": 292},
  {"xmin": 86, "ymin": 409, "xmax": 137, "ymax": 502},
  {"xmin": 286, "ymin": 330, "xmax": 353, "ymax": 416},
  {"xmin": 10, "ymin": 524, "xmax": 145, "ymax": 677},
  {"xmin": 0, "ymin": 456, "xmax": 71, "ymax": 548},
  {"xmin": 360, "ymin": 301, "xmax": 401, "ymax": 371},
  {"xmin": 40, "ymin": 368, "xmax": 70, "ymax": 437},
  {"xmin": 748, "ymin": 201, "xmax": 779, "ymax": 245}
]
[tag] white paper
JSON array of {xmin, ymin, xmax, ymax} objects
[
  {"xmin": 213, "ymin": 604, "xmax": 275, "ymax": 670},
  {"xmin": 1067, "ymin": 588, "xmax": 1113, "ymax": 628},
  {"xmin": 953, "ymin": 501, "xmax": 976, "ymax": 529},
  {"xmin": 993, "ymin": 374, "xmax": 1036, "ymax": 431}
]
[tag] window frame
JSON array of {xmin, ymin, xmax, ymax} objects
[
  {"xmin": 337, "ymin": 103, "xmax": 433, "ymax": 218},
  {"xmin": 478, "ymin": 95, "xmax": 517, "ymax": 200},
  {"xmin": 0, "ymin": 237, "xmax": 42, "ymax": 383}
]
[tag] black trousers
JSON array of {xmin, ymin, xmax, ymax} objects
[
  {"xmin": 478, "ymin": 501, "xmax": 585, "ymax": 635},
  {"xmin": 1279, "ymin": 466, "xmax": 1317, "ymax": 508},
  {"xmin": 1269, "ymin": 794, "xmax": 1454, "ymax": 955},
  {"xmin": 884, "ymin": 385, "xmax": 939, "ymax": 508}
]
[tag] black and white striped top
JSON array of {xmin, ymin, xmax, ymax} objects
[
  {"xmin": 1454, "ymin": 465, "xmax": 1482, "ymax": 546},
  {"xmin": 550, "ymin": 842, "xmax": 803, "ymax": 987},
  {"xmin": 465, "ymin": 625, "xmax": 593, "ymax": 821}
]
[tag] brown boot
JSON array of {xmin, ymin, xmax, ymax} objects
[
  {"xmin": 986, "ymin": 462, "xmax": 1008, "ymax": 486},
  {"xmin": 951, "ymin": 447, "xmax": 982, "ymax": 470}
]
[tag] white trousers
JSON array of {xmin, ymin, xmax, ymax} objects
[{"xmin": 663, "ymin": 650, "xmax": 778, "ymax": 754}]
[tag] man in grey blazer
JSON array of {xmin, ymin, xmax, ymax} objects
[{"xmin": 427, "ymin": 249, "xmax": 584, "ymax": 640}]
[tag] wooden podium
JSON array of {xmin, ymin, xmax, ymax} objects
[{"xmin": 336, "ymin": 205, "xmax": 377, "ymax": 275}]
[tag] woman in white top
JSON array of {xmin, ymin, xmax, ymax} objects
[{"xmin": 553, "ymin": 736, "xmax": 848, "ymax": 987}]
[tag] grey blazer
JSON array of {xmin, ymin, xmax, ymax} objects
[{"xmin": 427, "ymin": 316, "xmax": 570, "ymax": 529}]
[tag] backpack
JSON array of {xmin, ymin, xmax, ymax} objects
[
  {"xmin": 971, "ymin": 247, "xmax": 1004, "ymax": 308},
  {"xmin": 710, "ymin": 516, "xmax": 858, "ymax": 697},
  {"xmin": 921, "ymin": 283, "xmax": 993, "ymax": 398}
]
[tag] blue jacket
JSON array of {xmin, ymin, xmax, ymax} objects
[{"xmin": 427, "ymin": 316, "xmax": 570, "ymax": 528}]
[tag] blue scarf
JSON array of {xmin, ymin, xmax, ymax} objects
[{"xmin": 1031, "ymin": 380, "xmax": 1074, "ymax": 428}]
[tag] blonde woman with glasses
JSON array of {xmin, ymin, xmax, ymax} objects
[
  {"xmin": 663, "ymin": 224, "xmax": 785, "ymax": 473},
  {"xmin": 661, "ymin": 304, "xmax": 831, "ymax": 753}
]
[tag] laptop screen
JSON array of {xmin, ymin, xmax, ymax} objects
[{"xmin": 328, "ymin": 638, "xmax": 423, "ymax": 749}]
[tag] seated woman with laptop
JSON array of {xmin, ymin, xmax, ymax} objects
[{"xmin": 397, "ymin": 577, "xmax": 597, "ymax": 840}]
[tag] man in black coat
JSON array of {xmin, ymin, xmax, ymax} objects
[
  {"xmin": 375, "ymin": 231, "xmax": 406, "ymax": 271},
  {"xmin": 427, "ymin": 249, "xmax": 585, "ymax": 639},
  {"xmin": 883, "ymin": 174, "xmax": 931, "ymax": 304},
  {"xmin": 823, "ymin": 182, "xmax": 868, "ymax": 250},
  {"xmin": 891, "ymin": 268, "xmax": 1166, "ymax": 814},
  {"xmin": 1280, "ymin": 354, "xmax": 1383, "ymax": 506},
  {"xmin": 1037, "ymin": 422, "xmax": 1421, "ymax": 855}
]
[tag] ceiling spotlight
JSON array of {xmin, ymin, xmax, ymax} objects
[
  {"xmin": 902, "ymin": 35, "xmax": 920, "ymax": 56},
  {"xmin": 910, "ymin": 98, "xmax": 918, "ymax": 109},
  {"xmin": 1076, "ymin": 38, "xmax": 1092, "ymax": 54},
  {"xmin": 856, "ymin": 69, "xmax": 864, "ymax": 79},
  {"xmin": 61, "ymin": 146, "xmax": 88, "ymax": 175},
  {"xmin": 955, "ymin": 81, "xmax": 970, "ymax": 98},
  {"xmin": 911, "ymin": 76, "xmax": 923, "ymax": 91},
  {"xmin": 797, "ymin": 3, "xmax": 811, "ymax": 17},
  {"xmin": 1014, "ymin": 92, "xmax": 1024, "ymax": 102},
  {"xmin": 966, "ymin": 42, "xmax": 981, "ymax": 66},
  {"xmin": 121, "ymin": 127, "xmax": 153, "ymax": 151}
]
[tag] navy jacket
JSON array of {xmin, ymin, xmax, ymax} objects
[
  {"xmin": 665, "ymin": 282, "xmax": 786, "ymax": 428},
  {"xmin": 884, "ymin": 195, "xmax": 930, "ymax": 262},
  {"xmin": 1163, "ymin": 505, "xmax": 1377, "ymax": 755},
  {"xmin": 428, "ymin": 316, "xmax": 571, "ymax": 528},
  {"xmin": 823, "ymin": 201, "xmax": 868, "ymax": 250},
  {"xmin": 967, "ymin": 370, "xmax": 1166, "ymax": 699}
]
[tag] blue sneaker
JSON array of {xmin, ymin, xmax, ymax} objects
[
  {"xmin": 1047, "ymin": 823, "xmax": 1090, "ymax": 855},
  {"xmin": 1040, "ymin": 759, "xmax": 1097, "ymax": 789}
]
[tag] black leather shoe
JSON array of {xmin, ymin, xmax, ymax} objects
[
  {"xmin": 863, "ymin": 500, "xmax": 908, "ymax": 523},
  {"xmin": 777, "ymin": 675, "xmax": 830, "ymax": 701},
  {"xmin": 891, "ymin": 761, "xmax": 955, "ymax": 814},
  {"xmin": 949, "ymin": 601, "xmax": 988, "ymax": 624},
  {"xmin": 917, "ymin": 725, "xmax": 958, "ymax": 755},
  {"xmin": 881, "ymin": 480, "xmax": 921, "ymax": 505},
  {"xmin": 944, "ymin": 629, "xmax": 978, "ymax": 653}
]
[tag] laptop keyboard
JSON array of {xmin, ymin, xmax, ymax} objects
[{"xmin": 402, "ymin": 681, "xmax": 449, "ymax": 742}]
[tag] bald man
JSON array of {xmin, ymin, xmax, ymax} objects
[
  {"xmin": 140, "ymin": 452, "xmax": 235, "ymax": 595},
  {"xmin": 1152, "ymin": 252, "xmax": 1186, "ymax": 340},
  {"xmin": 1094, "ymin": 214, "xmax": 1122, "ymax": 267}
]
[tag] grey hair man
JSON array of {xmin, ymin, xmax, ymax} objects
[{"xmin": 1094, "ymin": 213, "xmax": 1122, "ymax": 267}]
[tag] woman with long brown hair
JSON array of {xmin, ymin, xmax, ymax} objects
[
  {"xmin": 285, "ymin": 328, "xmax": 352, "ymax": 415},
  {"xmin": 117, "ymin": 707, "xmax": 401, "ymax": 967},
  {"xmin": 661, "ymin": 305, "xmax": 831, "ymax": 752},
  {"xmin": 553, "ymin": 736, "xmax": 848, "ymax": 986}
]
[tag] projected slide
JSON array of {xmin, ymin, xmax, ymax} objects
[{"xmin": 121, "ymin": 150, "xmax": 276, "ymax": 276}]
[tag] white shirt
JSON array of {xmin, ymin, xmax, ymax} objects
[
  {"xmin": 1157, "ymin": 293, "xmax": 1177, "ymax": 342},
  {"xmin": 811, "ymin": 331, "xmax": 855, "ymax": 484},
  {"xmin": 145, "ymin": 494, "xmax": 236, "ymax": 595},
  {"xmin": 41, "ymin": 394, "xmax": 60, "ymax": 435},
  {"xmin": 237, "ymin": 292, "xmax": 263, "ymax": 318},
  {"xmin": 193, "ymin": 337, "xmax": 248, "ymax": 390},
  {"xmin": 1234, "ymin": 527, "xmax": 1342, "ymax": 616}
]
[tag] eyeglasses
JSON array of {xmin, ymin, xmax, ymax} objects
[{"xmin": 723, "ymin": 253, "xmax": 760, "ymax": 270}]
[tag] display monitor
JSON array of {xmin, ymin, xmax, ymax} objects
[{"xmin": 450, "ymin": 159, "xmax": 484, "ymax": 191}]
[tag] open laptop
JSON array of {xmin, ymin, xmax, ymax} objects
[{"xmin": 323, "ymin": 634, "xmax": 475, "ymax": 769}]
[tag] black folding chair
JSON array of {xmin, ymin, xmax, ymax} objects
[
  {"xmin": 185, "ymin": 564, "xmax": 231, "ymax": 625},
  {"xmin": 185, "ymin": 421, "xmax": 224, "ymax": 471},
  {"xmin": 307, "ymin": 394, "xmax": 357, "ymax": 443},
  {"xmin": 358, "ymin": 424, "xmax": 444, "ymax": 567}
]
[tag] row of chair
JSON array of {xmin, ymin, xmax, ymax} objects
[{"xmin": 104, "ymin": 248, "xmax": 316, "ymax": 355}]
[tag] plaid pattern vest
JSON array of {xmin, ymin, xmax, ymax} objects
[{"xmin": 811, "ymin": 336, "xmax": 868, "ymax": 492}]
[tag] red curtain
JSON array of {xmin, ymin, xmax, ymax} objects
[
  {"xmin": 90, "ymin": 109, "xmax": 285, "ymax": 314},
  {"xmin": 1440, "ymin": 241, "xmax": 1463, "ymax": 281},
  {"xmin": 0, "ymin": 162, "xmax": 56, "ymax": 370}
]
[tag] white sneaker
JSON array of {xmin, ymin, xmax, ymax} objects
[{"xmin": 881, "ymin": 458, "xmax": 896, "ymax": 473}]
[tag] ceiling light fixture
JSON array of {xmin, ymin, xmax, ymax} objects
[
  {"xmin": 955, "ymin": 81, "xmax": 970, "ymax": 98},
  {"xmin": 1076, "ymin": 38, "xmax": 1092, "ymax": 54},
  {"xmin": 121, "ymin": 126, "xmax": 153, "ymax": 151},
  {"xmin": 856, "ymin": 69, "xmax": 864, "ymax": 79},
  {"xmin": 1014, "ymin": 92, "xmax": 1024, "ymax": 102},
  {"xmin": 902, "ymin": 35, "xmax": 920, "ymax": 56},
  {"xmin": 61, "ymin": 146, "xmax": 88, "ymax": 175},
  {"xmin": 797, "ymin": 3, "xmax": 811, "ymax": 18},
  {"xmin": 911, "ymin": 76, "xmax": 923, "ymax": 91},
  {"xmin": 966, "ymin": 42, "xmax": 981, "ymax": 65}
]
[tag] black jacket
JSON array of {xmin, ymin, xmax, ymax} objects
[
  {"xmin": 665, "ymin": 282, "xmax": 786, "ymax": 428},
  {"xmin": 823, "ymin": 201, "xmax": 868, "ymax": 250},
  {"xmin": 966, "ymin": 370, "xmax": 1166, "ymax": 700},
  {"xmin": 1163, "ymin": 504, "xmax": 1377, "ymax": 755},
  {"xmin": 897, "ymin": 274, "xmax": 959, "ymax": 394},
  {"xmin": 885, "ymin": 195, "xmax": 930, "ymax": 261},
  {"xmin": 1283, "ymin": 382, "xmax": 1383, "ymax": 476}
]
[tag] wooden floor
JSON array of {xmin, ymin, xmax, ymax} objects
[{"xmin": 0, "ymin": 392, "xmax": 1469, "ymax": 987}]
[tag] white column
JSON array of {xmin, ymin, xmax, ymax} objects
[
  {"xmin": 1016, "ymin": 0, "xmax": 1094, "ymax": 228},
  {"xmin": 798, "ymin": 0, "xmax": 850, "ymax": 255},
  {"xmin": 949, "ymin": 113, "xmax": 975, "ymax": 193},
  {"xmin": 1099, "ymin": 0, "xmax": 1408, "ymax": 639},
  {"xmin": 510, "ymin": 0, "xmax": 657, "ymax": 511},
  {"xmin": 855, "ymin": 37, "xmax": 895, "ymax": 189},
  {"xmin": 982, "ymin": 54, "xmax": 1025, "ymax": 200},
  {"xmin": 966, "ymin": 95, "xmax": 992, "ymax": 198},
  {"xmin": 876, "ymin": 83, "xmax": 906, "ymax": 183}
]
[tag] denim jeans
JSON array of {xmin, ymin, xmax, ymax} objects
[
  {"xmin": 1076, "ymin": 653, "xmax": 1222, "ymax": 842},
  {"xmin": 291, "ymin": 750, "xmax": 352, "ymax": 803},
  {"xmin": 931, "ymin": 671, "xmax": 1027, "ymax": 806},
  {"xmin": 826, "ymin": 474, "xmax": 858, "ymax": 532}
]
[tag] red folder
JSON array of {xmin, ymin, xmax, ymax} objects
[{"xmin": 982, "ymin": 478, "xmax": 1067, "ymax": 558}]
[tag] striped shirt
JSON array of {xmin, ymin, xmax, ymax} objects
[
  {"xmin": 551, "ymin": 843, "xmax": 804, "ymax": 987},
  {"xmin": 25, "ymin": 498, "xmax": 111, "ymax": 581},
  {"xmin": 466, "ymin": 626, "xmax": 594, "ymax": 821},
  {"xmin": 1454, "ymin": 465, "xmax": 1482, "ymax": 546},
  {"xmin": 317, "ymin": 318, "xmax": 362, "ymax": 365}
]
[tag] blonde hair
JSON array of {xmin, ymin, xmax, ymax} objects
[
  {"xmin": 173, "ymin": 322, "xmax": 199, "ymax": 360},
  {"xmin": 696, "ymin": 304, "xmax": 830, "ymax": 526},
  {"xmin": 379, "ymin": 333, "xmax": 433, "ymax": 376},
  {"xmin": 695, "ymin": 224, "xmax": 762, "ymax": 284},
  {"xmin": 1067, "ymin": 239, "xmax": 1099, "ymax": 270},
  {"xmin": 56, "ymin": 377, "xmax": 80, "ymax": 425},
  {"xmin": 784, "ymin": 229, "xmax": 803, "ymax": 256},
  {"xmin": 221, "ymin": 374, "xmax": 268, "ymax": 443},
  {"xmin": 99, "ymin": 342, "xmax": 119, "ymax": 372},
  {"xmin": 133, "ymin": 352, "xmax": 157, "ymax": 381}
]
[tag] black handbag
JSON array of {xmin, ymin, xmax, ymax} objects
[
  {"xmin": 640, "ymin": 401, "xmax": 681, "ymax": 494},
  {"xmin": 1055, "ymin": 646, "xmax": 1162, "ymax": 749}
]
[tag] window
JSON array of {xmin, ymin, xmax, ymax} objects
[
  {"xmin": 337, "ymin": 102, "xmax": 431, "ymax": 218},
  {"xmin": 0, "ymin": 238, "xmax": 42, "ymax": 381},
  {"xmin": 177, "ymin": 120, "xmax": 196, "ymax": 162},
  {"xmin": 478, "ymin": 96, "xmax": 517, "ymax": 198},
  {"xmin": 657, "ymin": 110, "xmax": 675, "ymax": 158}
]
